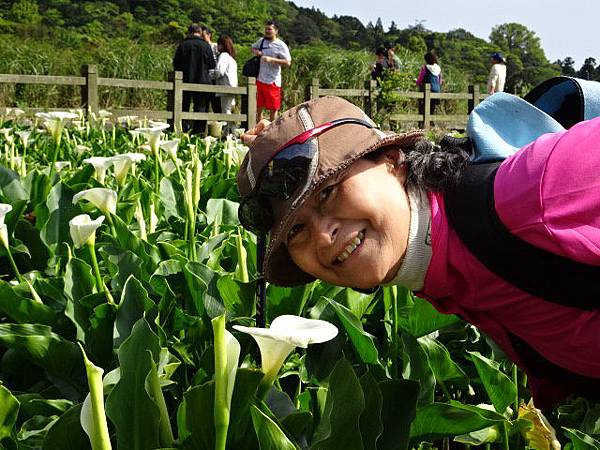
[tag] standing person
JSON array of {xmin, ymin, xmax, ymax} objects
[
  {"xmin": 386, "ymin": 44, "xmax": 401, "ymax": 71},
  {"xmin": 210, "ymin": 36, "xmax": 238, "ymax": 133},
  {"xmin": 251, "ymin": 20, "xmax": 292, "ymax": 122},
  {"xmin": 173, "ymin": 23, "xmax": 216, "ymax": 134},
  {"xmin": 201, "ymin": 25, "xmax": 222, "ymax": 114},
  {"xmin": 416, "ymin": 51, "xmax": 443, "ymax": 116},
  {"xmin": 488, "ymin": 52, "xmax": 507, "ymax": 94},
  {"xmin": 370, "ymin": 47, "xmax": 388, "ymax": 83}
]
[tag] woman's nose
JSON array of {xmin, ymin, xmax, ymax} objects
[{"xmin": 310, "ymin": 216, "xmax": 339, "ymax": 245}]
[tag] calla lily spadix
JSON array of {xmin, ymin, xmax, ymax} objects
[
  {"xmin": 233, "ymin": 315, "xmax": 338, "ymax": 390},
  {"xmin": 83, "ymin": 157, "xmax": 113, "ymax": 184},
  {"xmin": 73, "ymin": 188, "xmax": 117, "ymax": 215},
  {"xmin": 69, "ymin": 214, "xmax": 105, "ymax": 249}
]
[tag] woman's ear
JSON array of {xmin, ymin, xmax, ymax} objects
[{"xmin": 380, "ymin": 148, "xmax": 407, "ymax": 181}]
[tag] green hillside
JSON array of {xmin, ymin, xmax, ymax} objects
[{"xmin": 0, "ymin": 0, "xmax": 597, "ymax": 110}]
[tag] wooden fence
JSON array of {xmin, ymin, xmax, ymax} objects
[
  {"xmin": 0, "ymin": 64, "xmax": 258, "ymax": 132},
  {"xmin": 0, "ymin": 66, "xmax": 489, "ymax": 131},
  {"xmin": 308, "ymin": 78, "xmax": 488, "ymax": 129}
]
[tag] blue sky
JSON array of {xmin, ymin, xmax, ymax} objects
[{"xmin": 294, "ymin": 0, "xmax": 597, "ymax": 67}]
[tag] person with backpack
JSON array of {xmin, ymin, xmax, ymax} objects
[
  {"xmin": 236, "ymin": 83, "xmax": 600, "ymax": 408},
  {"xmin": 416, "ymin": 52, "xmax": 443, "ymax": 116}
]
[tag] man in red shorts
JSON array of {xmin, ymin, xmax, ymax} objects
[{"xmin": 251, "ymin": 20, "xmax": 292, "ymax": 122}]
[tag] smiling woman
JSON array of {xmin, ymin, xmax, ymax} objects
[{"xmin": 237, "ymin": 95, "xmax": 600, "ymax": 409}]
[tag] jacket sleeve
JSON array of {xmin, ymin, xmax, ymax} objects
[
  {"xmin": 213, "ymin": 54, "xmax": 227, "ymax": 78},
  {"xmin": 173, "ymin": 44, "xmax": 184, "ymax": 71}
]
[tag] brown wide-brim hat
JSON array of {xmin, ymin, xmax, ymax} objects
[{"xmin": 237, "ymin": 96, "xmax": 424, "ymax": 286}]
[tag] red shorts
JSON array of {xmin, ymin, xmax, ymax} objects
[{"xmin": 256, "ymin": 80, "xmax": 281, "ymax": 110}]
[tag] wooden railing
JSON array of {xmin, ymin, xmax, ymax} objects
[
  {"xmin": 0, "ymin": 67, "xmax": 489, "ymax": 131},
  {"xmin": 308, "ymin": 78, "xmax": 488, "ymax": 129},
  {"xmin": 0, "ymin": 64, "xmax": 257, "ymax": 131}
]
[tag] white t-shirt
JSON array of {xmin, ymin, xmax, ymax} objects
[
  {"xmin": 211, "ymin": 52, "xmax": 238, "ymax": 96},
  {"xmin": 251, "ymin": 38, "xmax": 291, "ymax": 87},
  {"xmin": 488, "ymin": 63, "xmax": 507, "ymax": 94}
]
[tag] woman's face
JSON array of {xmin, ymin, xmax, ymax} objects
[{"xmin": 285, "ymin": 152, "xmax": 411, "ymax": 289}]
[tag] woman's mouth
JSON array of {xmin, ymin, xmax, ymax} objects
[{"xmin": 335, "ymin": 230, "xmax": 365, "ymax": 264}]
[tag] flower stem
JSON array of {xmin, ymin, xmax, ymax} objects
[
  {"xmin": 5, "ymin": 246, "xmax": 23, "ymax": 283},
  {"xmin": 154, "ymin": 152, "xmax": 160, "ymax": 195},
  {"xmin": 88, "ymin": 243, "xmax": 114, "ymax": 304},
  {"xmin": 212, "ymin": 315, "xmax": 230, "ymax": 450}
]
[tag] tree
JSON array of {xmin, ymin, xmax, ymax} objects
[
  {"xmin": 490, "ymin": 22, "xmax": 559, "ymax": 92},
  {"xmin": 555, "ymin": 57, "xmax": 576, "ymax": 76},
  {"xmin": 9, "ymin": 0, "xmax": 42, "ymax": 24},
  {"xmin": 578, "ymin": 57, "xmax": 597, "ymax": 80}
]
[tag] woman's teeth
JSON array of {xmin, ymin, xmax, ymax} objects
[{"xmin": 336, "ymin": 231, "xmax": 365, "ymax": 263}]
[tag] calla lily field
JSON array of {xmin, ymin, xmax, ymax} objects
[{"xmin": 0, "ymin": 108, "xmax": 598, "ymax": 450}]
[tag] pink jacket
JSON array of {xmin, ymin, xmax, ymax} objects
[{"xmin": 419, "ymin": 116, "xmax": 600, "ymax": 406}]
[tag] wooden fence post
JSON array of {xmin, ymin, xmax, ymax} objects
[
  {"xmin": 468, "ymin": 84, "xmax": 480, "ymax": 113},
  {"xmin": 364, "ymin": 79, "xmax": 377, "ymax": 117},
  {"xmin": 81, "ymin": 64, "xmax": 98, "ymax": 116},
  {"xmin": 310, "ymin": 78, "xmax": 320, "ymax": 100},
  {"xmin": 422, "ymin": 83, "xmax": 431, "ymax": 129},
  {"xmin": 167, "ymin": 71, "xmax": 183, "ymax": 132},
  {"xmin": 243, "ymin": 77, "xmax": 257, "ymax": 131}
]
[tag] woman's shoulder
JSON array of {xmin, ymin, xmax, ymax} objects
[{"xmin": 495, "ymin": 116, "xmax": 600, "ymax": 263}]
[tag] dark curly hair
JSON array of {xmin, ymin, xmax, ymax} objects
[{"xmin": 367, "ymin": 136, "xmax": 471, "ymax": 192}]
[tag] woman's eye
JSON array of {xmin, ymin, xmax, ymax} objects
[
  {"xmin": 318, "ymin": 185, "xmax": 335, "ymax": 203},
  {"xmin": 287, "ymin": 223, "xmax": 304, "ymax": 242}
]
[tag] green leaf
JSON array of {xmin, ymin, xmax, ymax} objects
[
  {"xmin": 410, "ymin": 402, "xmax": 507, "ymax": 440},
  {"xmin": 42, "ymin": 403, "xmax": 91, "ymax": 450},
  {"xmin": 563, "ymin": 427, "xmax": 600, "ymax": 449},
  {"xmin": 398, "ymin": 296, "xmax": 461, "ymax": 338},
  {"xmin": 323, "ymin": 297, "xmax": 379, "ymax": 365},
  {"xmin": 378, "ymin": 379, "xmax": 419, "ymax": 450},
  {"xmin": 182, "ymin": 381, "xmax": 215, "ymax": 450},
  {"xmin": 114, "ymin": 275, "xmax": 155, "ymax": 347},
  {"xmin": 358, "ymin": 372, "xmax": 383, "ymax": 449},
  {"xmin": 266, "ymin": 284, "xmax": 311, "ymax": 323},
  {"xmin": 205, "ymin": 198, "xmax": 239, "ymax": 226},
  {"xmin": 0, "ymin": 279, "xmax": 56, "ymax": 325},
  {"xmin": 160, "ymin": 178, "xmax": 186, "ymax": 220},
  {"xmin": 250, "ymin": 405, "xmax": 296, "ymax": 450},
  {"xmin": 184, "ymin": 262, "xmax": 224, "ymax": 319},
  {"xmin": 0, "ymin": 384, "xmax": 19, "ymax": 441},
  {"xmin": 401, "ymin": 333, "xmax": 435, "ymax": 406},
  {"xmin": 468, "ymin": 351, "xmax": 516, "ymax": 414},
  {"xmin": 217, "ymin": 274, "xmax": 255, "ymax": 319},
  {"xmin": 0, "ymin": 323, "xmax": 84, "ymax": 393},
  {"xmin": 312, "ymin": 358, "xmax": 365, "ymax": 450},
  {"xmin": 0, "ymin": 165, "xmax": 28, "ymax": 202},
  {"xmin": 229, "ymin": 368, "xmax": 264, "ymax": 447},
  {"xmin": 40, "ymin": 182, "xmax": 83, "ymax": 247},
  {"xmin": 105, "ymin": 318, "xmax": 163, "ymax": 450},
  {"xmin": 418, "ymin": 336, "xmax": 467, "ymax": 384},
  {"xmin": 64, "ymin": 257, "xmax": 96, "ymax": 303}
]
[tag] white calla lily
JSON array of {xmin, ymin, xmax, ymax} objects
[
  {"xmin": 75, "ymin": 144, "xmax": 91, "ymax": 156},
  {"xmin": 110, "ymin": 153, "xmax": 146, "ymax": 184},
  {"xmin": 54, "ymin": 161, "xmax": 71, "ymax": 172},
  {"xmin": 233, "ymin": 315, "xmax": 338, "ymax": 388},
  {"xmin": 69, "ymin": 214, "xmax": 105, "ymax": 249},
  {"xmin": 160, "ymin": 139, "xmax": 180, "ymax": 161},
  {"xmin": 0, "ymin": 203, "xmax": 13, "ymax": 249},
  {"xmin": 73, "ymin": 188, "xmax": 117, "ymax": 215},
  {"xmin": 135, "ymin": 123, "xmax": 170, "ymax": 154},
  {"xmin": 83, "ymin": 157, "xmax": 113, "ymax": 184},
  {"xmin": 160, "ymin": 159, "xmax": 179, "ymax": 176},
  {"xmin": 15, "ymin": 130, "xmax": 32, "ymax": 149},
  {"xmin": 35, "ymin": 111, "xmax": 78, "ymax": 145},
  {"xmin": 203, "ymin": 136, "xmax": 217, "ymax": 155}
]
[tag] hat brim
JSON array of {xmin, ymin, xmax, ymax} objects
[{"xmin": 264, "ymin": 129, "xmax": 425, "ymax": 286}]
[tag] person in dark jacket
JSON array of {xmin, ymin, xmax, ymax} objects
[{"xmin": 173, "ymin": 23, "xmax": 216, "ymax": 134}]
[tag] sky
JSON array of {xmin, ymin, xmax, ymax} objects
[{"xmin": 294, "ymin": 0, "xmax": 598, "ymax": 67}]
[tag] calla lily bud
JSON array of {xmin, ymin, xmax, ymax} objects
[
  {"xmin": 0, "ymin": 203, "xmax": 13, "ymax": 249},
  {"xmin": 69, "ymin": 214, "xmax": 105, "ymax": 249},
  {"xmin": 73, "ymin": 188, "xmax": 117, "ymax": 215}
]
